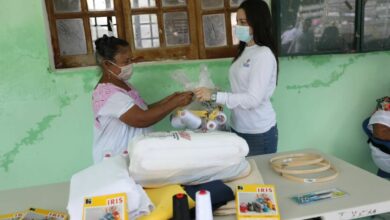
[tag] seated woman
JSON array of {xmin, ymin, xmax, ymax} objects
[
  {"xmin": 362, "ymin": 96, "xmax": 390, "ymax": 178},
  {"xmin": 92, "ymin": 35, "xmax": 193, "ymax": 163}
]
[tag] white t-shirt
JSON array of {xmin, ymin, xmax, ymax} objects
[
  {"xmin": 92, "ymin": 83, "xmax": 152, "ymax": 163},
  {"xmin": 216, "ymin": 45, "xmax": 277, "ymax": 134}
]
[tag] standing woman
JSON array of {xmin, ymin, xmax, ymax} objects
[
  {"xmin": 93, "ymin": 35, "xmax": 193, "ymax": 163},
  {"xmin": 195, "ymin": 0, "xmax": 278, "ymax": 156}
]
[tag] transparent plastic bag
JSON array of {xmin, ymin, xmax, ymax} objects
[
  {"xmin": 67, "ymin": 156, "xmax": 154, "ymax": 219},
  {"xmin": 170, "ymin": 65, "xmax": 227, "ymax": 131},
  {"xmin": 171, "ymin": 64, "xmax": 215, "ymax": 90}
]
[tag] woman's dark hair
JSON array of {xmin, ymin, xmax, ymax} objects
[
  {"xmin": 95, "ymin": 35, "xmax": 129, "ymax": 62},
  {"xmin": 233, "ymin": 0, "xmax": 279, "ymax": 74}
]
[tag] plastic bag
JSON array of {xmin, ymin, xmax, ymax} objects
[
  {"xmin": 170, "ymin": 65, "xmax": 227, "ymax": 131},
  {"xmin": 171, "ymin": 64, "xmax": 215, "ymax": 90},
  {"xmin": 67, "ymin": 156, "xmax": 154, "ymax": 219}
]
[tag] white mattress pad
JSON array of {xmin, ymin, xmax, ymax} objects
[{"xmin": 128, "ymin": 131, "xmax": 250, "ymax": 187}]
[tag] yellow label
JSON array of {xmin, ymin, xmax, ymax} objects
[
  {"xmin": 82, "ymin": 193, "xmax": 128, "ymax": 220},
  {"xmin": 236, "ymin": 184, "xmax": 280, "ymax": 220},
  {"xmin": 18, "ymin": 208, "xmax": 68, "ymax": 220},
  {"xmin": 0, "ymin": 211, "xmax": 24, "ymax": 220}
]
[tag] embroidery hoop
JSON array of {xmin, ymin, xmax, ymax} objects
[
  {"xmin": 269, "ymin": 153, "xmax": 339, "ymax": 183},
  {"xmin": 278, "ymin": 165, "xmax": 339, "ymax": 183},
  {"xmin": 269, "ymin": 153, "xmax": 324, "ymax": 168}
]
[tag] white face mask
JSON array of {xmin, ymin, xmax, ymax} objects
[
  {"xmin": 234, "ymin": 25, "xmax": 253, "ymax": 43},
  {"xmin": 108, "ymin": 61, "xmax": 133, "ymax": 81}
]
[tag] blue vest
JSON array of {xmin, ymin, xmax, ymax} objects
[{"xmin": 362, "ymin": 117, "xmax": 390, "ymax": 154}]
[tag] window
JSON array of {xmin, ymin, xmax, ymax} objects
[
  {"xmin": 122, "ymin": 0, "xmax": 199, "ymax": 61},
  {"xmin": 274, "ymin": 0, "xmax": 356, "ymax": 56},
  {"xmin": 45, "ymin": 0, "xmax": 245, "ymax": 69},
  {"xmin": 272, "ymin": 0, "xmax": 390, "ymax": 56},
  {"xmin": 195, "ymin": 0, "xmax": 244, "ymax": 58},
  {"xmin": 363, "ymin": 0, "xmax": 390, "ymax": 51}
]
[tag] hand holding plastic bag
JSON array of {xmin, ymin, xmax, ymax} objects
[{"xmin": 170, "ymin": 65, "xmax": 226, "ymax": 131}]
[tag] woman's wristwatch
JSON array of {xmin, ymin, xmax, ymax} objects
[{"xmin": 211, "ymin": 92, "xmax": 217, "ymax": 102}]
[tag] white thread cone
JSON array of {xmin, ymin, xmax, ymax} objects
[
  {"xmin": 171, "ymin": 115, "xmax": 186, "ymax": 129},
  {"xmin": 196, "ymin": 190, "xmax": 213, "ymax": 220},
  {"xmin": 180, "ymin": 110, "xmax": 202, "ymax": 129},
  {"xmin": 206, "ymin": 120, "xmax": 217, "ymax": 130},
  {"xmin": 103, "ymin": 151, "xmax": 112, "ymax": 160},
  {"xmin": 215, "ymin": 112, "xmax": 227, "ymax": 125}
]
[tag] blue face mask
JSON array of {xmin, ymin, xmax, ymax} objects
[{"xmin": 234, "ymin": 25, "xmax": 252, "ymax": 43}]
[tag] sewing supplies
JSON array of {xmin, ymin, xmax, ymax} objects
[
  {"xmin": 215, "ymin": 112, "xmax": 227, "ymax": 125},
  {"xmin": 179, "ymin": 110, "xmax": 202, "ymax": 129},
  {"xmin": 292, "ymin": 188, "xmax": 347, "ymax": 205},
  {"xmin": 102, "ymin": 151, "xmax": 112, "ymax": 161},
  {"xmin": 170, "ymin": 114, "xmax": 186, "ymax": 129},
  {"xmin": 195, "ymin": 190, "xmax": 213, "ymax": 220},
  {"xmin": 82, "ymin": 193, "xmax": 128, "ymax": 220},
  {"xmin": 172, "ymin": 193, "xmax": 191, "ymax": 220},
  {"xmin": 206, "ymin": 120, "xmax": 218, "ymax": 130},
  {"xmin": 236, "ymin": 184, "xmax": 280, "ymax": 220},
  {"xmin": 122, "ymin": 150, "xmax": 130, "ymax": 165},
  {"xmin": 269, "ymin": 153, "xmax": 339, "ymax": 183},
  {"xmin": 171, "ymin": 101, "xmax": 227, "ymax": 131},
  {"xmin": 1, "ymin": 208, "xmax": 68, "ymax": 220}
]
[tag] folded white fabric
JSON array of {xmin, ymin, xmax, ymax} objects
[
  {"xmin": 67, "ymin": 155, "xmax": 154, "ymax": 219},
  {"xmin": 128, "ymin": 130, "xmax": 250, "ymax": 187}
]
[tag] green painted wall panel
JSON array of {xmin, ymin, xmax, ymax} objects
[{"xmin": 0, "ymin": 0, "xmax": 389, "ymax": 191}]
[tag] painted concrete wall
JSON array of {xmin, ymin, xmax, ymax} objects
[{"xmin": 0, "ymin": 0, "xmax": 389, "ymax": 191}]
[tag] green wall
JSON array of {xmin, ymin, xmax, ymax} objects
[{"xmin": 1, "ymin": 0, "xmax": 389, "ymax": 191}]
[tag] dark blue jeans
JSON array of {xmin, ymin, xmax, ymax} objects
[{"xmin": 232, "ymin": 125, "xmax": 278, "ymax": 156}]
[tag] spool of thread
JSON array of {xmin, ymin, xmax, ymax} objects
[
  {"xmin": 170, "ymin": 114, "xmax": 186, "ymax": 129},
  {"xmin": 122, "ymin": 150, "xmax": 130, "ymax": 165},
  {"xmin": 103, "ymin": 151, "xmax": 112, "ymax": 160},
  {"xmin": 195, "ymin": 189, "xmax": 213, "ymax": 220},
  {"xmin": 180, "ymin": 110, "xmax": 202, "ymax": 129},
  {"xmin": 172, "ymin": 193, "xmax": 191, "ymax": 220},
  {"xmin": 240, "ymin": 202, "xmax": 248, "ymax": 213},
  {"xmin": 206, "ymin": 120, "xmax": 217, "ymax": 131},
  {"xmin": 215, "ymin": 112, "xmax": 227, "ymax": 125}
]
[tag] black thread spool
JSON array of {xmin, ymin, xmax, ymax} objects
[{"xmin": 172, "ymin": 193, "xmax": 191, "ymax": 220}]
